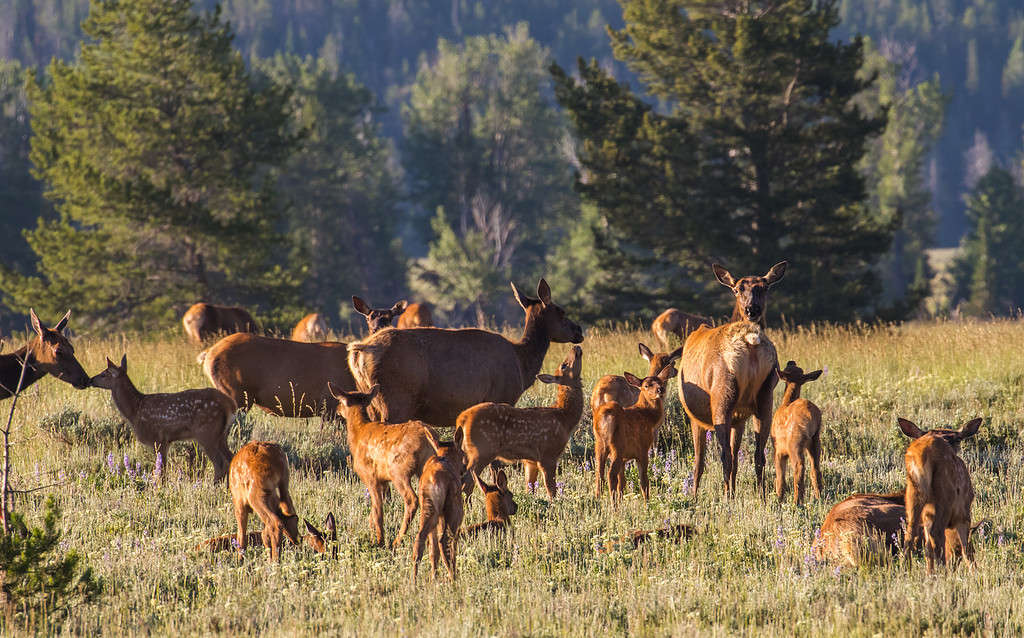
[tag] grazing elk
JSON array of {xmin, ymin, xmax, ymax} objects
[
  {"xmin": 591, "ymin": 343, "xmax": 682, "ymax": 415},
  {"xmin": 898, "ymin": 417, "xmax": 981, "ymax": 572},
  {"xmin": 182, "ymin": 303, "xmax": 258, "ymax": 343},
  {"xmin": 90, "ymin": 355, "xmax": 235, "ymax": 481},
  {"xmin": 463, "ymin": 469, "xmax": 518, "ymax": 537},
  {"xmin": 291, "ymin": 313, "xmax": 328, "ymax": 342},
  {"xmin": 197, "ymin": 513, "xmax": 336, "ymax": 557},
  {"xmin": 227, "ymin": 441, "xmax": 306, "ymax": 561},
  {"xmin": 679, "ymin": 261, "xmax": 787, "ymax": 497},
  {"xmin": 352, "ymin": 296, "xmax": 407, "ymax": 335},
  {"xmin": 348, "ymin": 279, "xmax": 583, "ymax": 426},
  {"xmin": 330, "ymin": 384, "xmax": 440, "ymax": 548},
  {"xmin": 771, "ymin": 360, "xmax": 824, "ymax": 505},
  {"xmin": 813, "ymin": 491, "xmax": 905, "ymax": 568},
  {"xmin": 397, "ymin": 302, "xmax": 433, "ymax": 329},
  {"xmin": 593, "ymin": 364, "xmax": 676, "ymax": 502},
  {"xmin": 1, "ymin": 309, "xmax": 90, "ymax": 399},
  {"xmin": 412, "ymin": 429, "xmax": 466, "ymax": 583},
  {"xmin": 651, "ymin": 309, "xmax": 711, "ymax": 348},
  {"xmin": 459, "ymin": 345, "xmax": 584, "ymax": 499},
  {"xmin": 199, "ymin": 333, "xmax": 354, "ymax": 419},
  {"xmin": 596, "ymin": 524, "xmax": 697, "ymax": 554}
]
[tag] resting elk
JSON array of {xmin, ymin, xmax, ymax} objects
[
  {"xmin": 814, "ymin": 491, "xmax": 905, "ymax": 568},
  {"xmin": 679, "ymin": 261, "xmax": 787, "ymax": 497},
  {"xmin": 199, "ymin": 333, "xmax": 354, "ymax": 419},
  {"xmin": 348, "ymin": 279, "xmax": 583, "ymax": 426},
  {"xmin": 291, "ymin": 313, "xmax": 328, "ymax": 342},
  {"xmin": 351, "ymin": 296, "xmax": 407, "ymax": 334},
  {"xmin": 1, "ymin": 309, "xmax": 90, "ymax": 399},
  {"xmin": 182, "ymin": 303, "xmax": 258, "ymax": 343},
  {"xmin": 397, "ymin": 302, "xmax": 433, "ymax": 329},
  {"xmin": 898, "ymin": 417, "xmax": 981, "ymax": 572},
  {"xmin": 651, "ymin": 309, "xmax": 710, "ymax": 349},
  {"xmin": 462, "ymin": 469, "xmax": 518, "ymax": 536}
]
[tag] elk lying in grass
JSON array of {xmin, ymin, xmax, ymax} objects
[
  {"xmin": 330, "ymin": 384, "xmax": 440, "ymax": 548},
  {"xmin": 463, "ymin": 469, "xmax": 518, "ymax": 537},
  {"xmin": 591, "ymin": 343, "xmax": 682, "ymax": 417},
  {"xmin": 813, "ymin": 491, "xmax": 905, "ymax": 568},
  {"xmin": 651, "ymin": 309, "xmax": 710, "ymax": 348},
  {"xmin": 771, "ymin": 360, "xmax": 824, "ymax": 505},
  {"xmin": 291, "ymin": 313, "xmax": 328, "ymax": 342},
  {"xmin": 200, "ymin": 333, "xmax": 354, "ymax": 419},
  {"xmin": 679, "ymin": 262, "xmax": 787, "ymax": 497},
  {"xmin": 197, "ymin": 513, "xmax": 336, "ymax": 557},
  {"xmin": 182, "ymin": 303, "xmax": 258, "ymax": 343},
  {"xmin": 596, "ymin": 524, "xmax": 697, "ymax": 554},
  {"xmin": 458, "ymin": 345, "xmax": 584, "ymax": 499},
  {"xmin": 348, "ymin": 279, "xmax": 582, "ymax": 426},
  {"xmin": 90, "ymin": 355, "xmax": 234, "ymax": 481},
  {"xmin": 593, "ymin": 364, "xmax": 676, "ymax": 502},
  {"xmin": 397, "ymin": 302, "xmax": 433, "ymax": 328},
  {"xmin": 898, "ymin": 416, "xmax": 982, "ymax": 572},
  {"xmin": 1, "ymin": 309, "xmax": 90, "ymax": 399},
  {"xmin": 352, "ymin": 296, "xmax": 407, "ymax": 334},
  {"xmin": 413, "ymin": 429, "xmax": 466, "ymax": 582}
]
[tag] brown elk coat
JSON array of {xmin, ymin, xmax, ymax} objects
[{"xmin": 182, "ymin": 303, "xmax": 258, "ymax": 343}]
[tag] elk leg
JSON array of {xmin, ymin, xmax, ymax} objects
[
  {"xmin": 710, "ymin": 380, "xmax": 738, "ymax": 497},
  {"xmin": 904, "ymin": 494, "xmax": 924, "ymax": 556},
  {"xmin": 774, "ymin": 450, "xmax": 787, "ymax": 503},
  {"xmin": 392, "ymin": 479, "xmax": 419, "ymax": 549},
  {"xmin": 197, "ymin": 436, "xmax": 228, "ymax": 483},
  {"xmin": 792, "ymin": 449, "xmax": 805, "ymax": 506},
  {"xmin": 250, "ymin": 488, "xmax": 285, "ymax": 561},
  {"xmin": 957, "ymin": 523, "xmax": 974, "ymax": 569},
  {"xmin": 944, "ymin": 528, "xmax": 961, "ymax": 567},
  {"xmin": 368, "ymin": 483, "xmax": 386, "ymax": 547},
  {"xmin": 637, "ymin": 456, "xmax": 650, "ymax": 502},
  {"xmin": 729, "ymin": 423, "xmax": 745, "ymax": 495},
  {"xmin": 155, "ymin": 441, "xmax": 170, "ymax": 482},
  {"xmin": 690, "ymin": 421, "xmax": 708, "ymax": 497},
  {"xmin": 233, "ymin": 499, "xmax": 250, "ymax": 553},
  {"xmin": 541, "ymin": 461, "xmax": 557, "ymax": 499},
  {"xmin": 922, "ymin": 504, "xmax": 940, "ymax": 573},
  {"xmin": 609, "ymin": 454, "xmax": 625, "ymax": 503},
  {"xmin": 524, "ymin": 461, "xmax": 540, "ymax": 488},
  {"xmin": 751, "ymin": 374, "xmax": 777, "ymax": 498},
  {"xmin": 595, "ymin": 442, "xmax": 608, "ymax": 499},
  {"xmin": 808, "ymin": 433, "xmax": 823, "ymax": 500},
  {"xmin": 713, "ymin": 425, "xmax": 732, "ymax": 497},
  {"xmin": 412, "ymin": 505, "xmax": 433, "ymax": 584}
]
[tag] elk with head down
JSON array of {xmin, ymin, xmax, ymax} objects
[
  {"xmin": 291, "ymin": 313, "xmax": 328, "ymax": 342},
  {"xmin": 679, "ymin": 261, "xmax": 787, "ymax": 498},
  {"xmin": 651, "ymin": 309, "xmax": 710, "ymax": 349},
  {"xmin": 182, "ymin": 303, "xmax": 258, "ymax": 343},
  {"xmin": 1, "ymin": 309, "xmax": 90, "ymax": 399},
  {"xmin": 347, "ymin": 279, "xmax": 583, "ymax": 426},
  {"xmin": 397, "ymin": 302, "xmax": 433, "ymax": 329}
]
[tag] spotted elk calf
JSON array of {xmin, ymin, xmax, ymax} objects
[{"xmin": 771, "ymin": 360, "xmax": 824, "ymax": 505}]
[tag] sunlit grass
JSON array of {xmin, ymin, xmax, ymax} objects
[{"xmin": 4, "ymin": 319, "xmax": 1024, "ymax": 635}]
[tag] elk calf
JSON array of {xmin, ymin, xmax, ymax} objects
[
  {"xmin": 771, "ymin": 360, "xmax": 824, "ymax": 505},
  {"xmin": 227, "ymin": 441, "xmax": 304, "ymax": 561},
  {"xmin": 413, "ymin": 429, "xmax": 467, "ymax": 582},
  {"xmin": 291, "ymin": 313, "xmax": 328, "ymax": 342},
  {"xmin": 197, "ymin": 513, "xmax": 336, "ymax": 556},
  {"xmin": 90, "ymin": 355, "xmax": 234, "ymax": 481},
  {"xmin": 397, "ymin": 302, "xmax": 433, "ymax": 329},
  {"xmin": 593, "ymin": 364, "xmax": 676, "ymax": 502},
  {"xmin": 591, "ymin": 343, "xmax": 682, "ymax": 415},
  {"xmin": 814, "ymin": 492, "xmax": 905, "ymax": 568},
  {"xmin": 597, "ymin": 524, "xmax": 697, "ymax": 554},
  {"xmin": 651, "ymin": 309, "xmax": 710, "ymax": 348},
  {"xmin": 458, "ymin": 345, "xmax": 584, "ymax": 499},
  {"xmin": 898, "ymin": 417, "xmax": 981, "ymax": 572},
  {"xmin": 352, "ymin": 296, "xmax": 407, "ymax": 334},
  {"xmin": 463, "ymin": 469, "xmax": 518, "ymax": 536},
  {"xmin": 330, "ymin": 384, "xmax": 440, "ymax": 548}
]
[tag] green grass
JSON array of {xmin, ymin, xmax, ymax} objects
[{"xmin": 3, "ymin": 320, "xmax": 1024, "ymax": 636}]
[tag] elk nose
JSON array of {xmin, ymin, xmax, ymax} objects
[{"xmin": 746, "ymin": 304, "xmax": 762, "ymax": 318}]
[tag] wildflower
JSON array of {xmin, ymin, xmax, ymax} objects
[
  {"xmin": 528, "ymin": 482, "xmax": 537, "ymax": 494},
  {"xmin": 706, "ymin": 430, "xmax": 713, "ymax": 443},
  {"xmin": 124, "ymin": 454, "xmax": 131, "ymax": 473},
  {"xmin": 814, "ymin": 527, "xmax": 821, "ymax": 539},
  {"xmin": 682, "ymin": 473, "xmax": 694, "ymax": 493},
  {"xmin": 997, "ymin": 534, "xmax": 1005, "ymax": 546},
  {"xmin": 833, "ymin": 565, "xmax": 842, "ymax": 577},
  {"xmin": 774, "ymin": 526, "xmax": 785, "ymax": 551},
  {"xmin": 58, "ymin": 469, "xmax": 67, "ymax": 482},
  {"xmin": 154, "ymin": 452, "xmax": 164, "ymax": 479},
  {"xmin": 34, "ymin": 463, "xmax": 40, "ymax": 479},
  {"xmin": 79, "ymin": 470, "xmax": 87, "ymax": 480},
  {"xmin": 738, "ymin": 449, "xmax": 746, "ymax": 464},
  {"xmin": 107, "ymin": 452, "xmax": 118, "ymax": 474},
  {"xmin": 584, "ymin": 458, "xmax": 592, "ymax": 472},
  {"xmin": 556, "ymin": 481, "xmax": 565, "ymax": 496}
]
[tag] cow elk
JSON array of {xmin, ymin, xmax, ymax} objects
[
  {"xmin": 1, "ymin": 309, "xmax": 90, "ymax": 399},
  {"xmin": 352, "ymin": 296, "xmax": 407, "ymax": 335},
  {"xmin": 458, "ymin": 345, "xmax": 584, "ymax": 499},
  {"xmin": 898, "ymin": 417, "xmax": 981, "ymax": 572},
  {"xmin": 679, "ymin": 262, "xmax": 787, "ymax": 497},
  {"xmin": 593, "ymin": 364, "xmax": 676, "ymax": 503},
  {"xmin": 90, "ymin": 355, "xmax": 234, "ymax": 481},
  {"xmin": 330, "ymin": 384, "xmax": 440, "ymax": 548},
  {"xmin": 591, "ymin": 343, "xmax": 682, "ymax": 415},
  {"xmin": 397, "ymin": 302, "xmax": 433, "ymax": 329},
  {"xmin": 199, "ymin": 333, "xmax": 354, "ymax": 419},
  {"xmin": 182, "ymin": 303, "xmax": 258, "ymax": 343},
  {"xmin": 348, "ymin": 279, "xmax": 582, "ymax": 426},
  {"xmin": 814, "ymin": 491, "xmax": 905, "ymax": 568},
  {"xmin": 227, "ymin": 441, "xmax": 303, "ymax": 561},
  {"xmin": 463, "ymin": 469, "xmax": 518, "ymax": 537},
  {"xmin": 771, "ymin": 360, "xmax": 824, "ymax": 505},
  {"xmin": 291, "ymin": 313, "xmax": 328, "ymax": 342},
  {"xmin": 651, "ymin": 309, "xmax": 710, "ymax": 348},
  {"xmin": 412, "ymin": 429, "xmax": 466, "ymax": 583}
]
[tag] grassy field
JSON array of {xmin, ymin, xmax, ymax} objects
[{"xmin": 3, "ymin": 320, "xmax": 1024, "ymax": 636}]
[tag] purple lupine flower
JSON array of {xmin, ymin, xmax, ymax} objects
[
  {"xmin": 34, "ymin": 463, "xmax": 40, "ymax": 479},
  {"xmin": 154, "ymin": 452, "xmax": 164, "ymax": 479},
  {"xmin": 79, "ymin": 470, "xmax": 87, "ymax": 480},
  {"xmin": 556, "ymin": 481, "xmax": 565, "ymax": 497},
  {"xmin": 528, "ymin": 482, "xmax": 537, "ymax": 494},
  {"xmin": 58, "ymin": 469, "xmax": 67, "ymax": 482},
  {"xmin": 584, "ymin": 458, "xmax": 592, "ymax": 472},
  {"xmin": 107, "ymin": 452, "xmax": 117, "ymax": 474},
  {"xmin": 706, "ymin": 431, "xmax": 713, "ymax": 443},
  {"xmin": 124, "ymin": 454, "xmax": 131, "ymax": 474},
  {"xmin": 774, "ymin": 526, "xmax": 785, "ymax": 551},
  {"xmin": 998, "ymin": 534, "xmax": 1005, "ymax": 546}
]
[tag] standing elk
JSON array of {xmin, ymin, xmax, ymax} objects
[
  {"xmin": 1, "ymin": 309, "xmax": 90, "ymax": 399},
  {"xmin": 897, "ymin": 417, "xmax": 981, "ymax": 572},
  {"xmin": 591, "ymin": 343, "xmax": 682, "ymax": 415},
  {"xmin": 348, "ymin": 279, "xmax": 583, "ymax": 426},
  {"xmin": 813, "ymin": 491, "xmax": 905, "ymax": 568},
  {"xmin": 651, "ymin": 309, "xmax": 710, "ymax": 349},
  {"xmin": 771, "ymin": 360, "xmax": 824, "ymax": 505},
  {"xmin": 352, "ymin": 296, "xmax": 407, "ymax": 334},
  {"xmin": 593, "ymin": 364, "xmax": 676, "ymax": 502},
  {"xmin": 330, "ymin": 384, "xmax": 441, "ymax": 548},
  {"xmin": 463, "ymin": 469, "xmax": 518, "ymax": 536},
  {"xmin": 679, "ymin": 261, "xmax": 787, "ymax": 497},
  {"xmin": 458, "ymin": 345, "xmax": 584, "ymax": 499},
  {"xmin": 397, "ymin": 302, "xmax": 433, "ymax": 329},
  {"xmin": 291, "ymin": 313, "xmax": 328, "ymax": 342},
  {"xmin": 412, "ymin": 429, "xmax": 466, "ymax": 583},
  {"xmin": 182, "ymin": 303, "xmax": 258, "ymax": 343},
  {"xmin": 199, "ymin": 333, "xmax": 354, "ymax": 419},
  {"xmin": 90, "ymin": 355, "xmax": 235, "ymax": 481}
]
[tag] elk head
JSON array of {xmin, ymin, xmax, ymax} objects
[
  {"xmin": 712, "ymin": 261, "xmax": 787, "ymax": 325},
  {"xmin": 352, "ymin": 296, "xmax": 407, "ymax": 334},
  {"xmin": 474, "ymin": 468, "xmax": 518, "ymax": 520},
  {"xmin": 639, "ymin": 342, "xmax": 683, "ymax": 378},
  {"xmin": 536, "ymin": 345, "xmax": 583, "ymax": 388},
  {"xmin": 90, "ymin": 354, "xmax": 128, "ymax": 390},
  {"xmin": 28, "ymin": 309, "xmax": 91, "ymax": 389},
  {"xmin": 511, "ymin": 279, "xmax": 583, "ymax": 344},
  {"xmin": 303, "ymin": 513, "xmax": 337, "ymax": 556},
  {"xmin": 897, "ymin": 417, "xmax": 983, "ymax": 452},
  {"xmin": 776, "ymin": 360, "xmax": 823, "ymax": 386},
  {"xmin": 624, "ymin": 363, "xmax": 677, "ymax": 403},
  {"xmin": 328, "ymin": 383, "xmax": 378, "ymax": 420}
]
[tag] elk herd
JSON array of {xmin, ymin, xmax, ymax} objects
[{"xmin": 0, "ymin": 262, "xmax": 987, "ymax": 581}]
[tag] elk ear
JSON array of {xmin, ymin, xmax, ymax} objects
[
  {"xmin": 803, "ymin": 370, "xmax": 823, "ymax": 382},
  {"xmin": 390, "ymin": 300, "xmax": 408, "ymax": 315},
  {"xmin": 105, "ymin": 357, "xmax": 116, "ymax": 368},
  {"xmin": 304, "ymin": 519, "xmax": 322, "ymax": 538},
  {"xmin": 325, "ymin": 512, "xmax": 336, "ymax": 537},
  {"xmin": 536, "ymin": 279, "xmax": 552, "ymax": 305},
  {"xmin": 474, "ymin": 471, "xmax": 490, "ymax": 493},
  {"xmin": 55, "ymin": 309, "xmax": 71, "ymax": 334},
  {"xmin": 119, "ymin": 354, "xmax": 127, "ymax": 372},
  {"xmin": 764, "ymin": 261, "xmax": 788, "ymax": 286},
  {"xmin": 495, "ymin": 469, "xmax": 508, "ymax": 491},
  {"xmin": 536, "ymin": 374, "xmax": 557, "ymax": 384},
  {"xmin": 351, "ymin": 296, "xmax": 370, "ymax": 316},
  {"xmin": 669, "ymin": 346, "xmax": 684, "ymax": 362},
  {"xmin": 452, "ymin": 427, "xmax": 464, "ymax": 449},
  {"xmin": 957, "ymin": 417, "xmax": 983, "ymax": 440},
  {"xmin": 29, "ymin": 308, "xmax": 44, "ymax": 336},
  {"xmin": 510, "ymin": 282, "xmax": 535, "ymax": 311},
  {"xmin": 712, "ymin": 264, "xmax": 735, "ymax": 288},
  {"xmin": 624, "ymin": 372, "xmax": 643, "ymax": 387},
  {"xmin": 327, "ymin": 381, "xmax": 344, "ymax": 399},
  {"xmin": 658, "ymin": 364, "xmax": 678, "ymax": 381},
  {"xmin": 897, "ymin": 418, "xmax": 925, "ymax": 439},
  {"xmin": 638, "ymin": 343, "xmax": 653, "ymax": 362}
]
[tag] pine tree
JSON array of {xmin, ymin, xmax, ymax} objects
[{"xmin": 0, "ymin": 0, "xmax": 299, "ymax": 330}]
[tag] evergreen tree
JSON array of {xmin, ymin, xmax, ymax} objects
[
  {"xmin": 0, "ymin": 0, "xmax": 299, "ymax": 330},
  {"xmin": 554, "ymin": 0, "xmax": 892, "ymax": 322}
]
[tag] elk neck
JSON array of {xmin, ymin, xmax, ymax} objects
[
  {"xmin": 1, "ymin": 344, "xmax": 49, "ymax": 396},
  {"xmin": 342, "ymin": 405, "xmax": 374, "ymax": 446},
  {"xmin": 780, "ymin": 382, "xmax": 800, "ymax": 408},
  {"xmin": 554, "ymin": 382, "xmax": 584, "ymax": 431},
  {"xmin": 109, "ymin": 374, "xmax": 145, "ymax": 424},
  {"xmin": 513, "ymin": 308, "xmax": 551, "ymax": 391}
]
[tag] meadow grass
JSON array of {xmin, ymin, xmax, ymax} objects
[{"xmin": 3, "ymin": 320, "xmax": 1024, "ymax": 636}]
